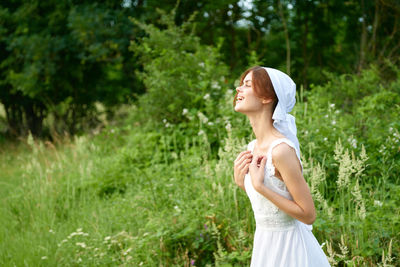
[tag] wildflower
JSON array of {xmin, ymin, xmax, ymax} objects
[
  {"xmin": 76, "ymin": 242, "xmax": 87, "ymax": 248},
  {"xmin": 203, "ymin": 93, "xmax": 210, "ymax": 100},
  {"xmin": 204, "ymin": 224, "xmax": 208, "ymax": 230},
  {"xmin": 182, "ymin": 108, "xmax": 188, "ymax": 115},
  {"xmin": 211, "ymin": 81, "xmax": 221, "ymax": 89},
  {"xmin": 104, "ymin": 236, "xmax": 111, "ymax": 241},
  {"xmin": 198, "ymin": 130, "xmax": 205, "ymax": 136},
  {"xmin": 324, "ymin": 137, "xmax": 328, "ymax": 141},
  {"xmin": 374, "ymin": 200, "xmax": 383, "ymax": 207},
  {"xmin": 207, "ymin": 122, "xmax": 214, "ymax": 126},
  {"xmin": 165, "ymin": 122, "xmax": 170, "ymax": 128},
  {"xmin": 49, "ymin": 229, "xmax": 54, "ymax": 234},
  {"xmin": 123, "ymin": 248, "xmax": 132, "ymax": 256},
  {"xmin": 198, "ymin": 62, "xmax": 205, "ymax": 68},
  {"xmin": 110, "ymin": 129, "xmax": 115, "ymax": 133},
  {"xmin": 162, "ymin": 119, "xmax": 167, "ymax": 123},
  {"xmin": 330, "ymin": 104, "xmax": 335, "ymax": 108},
  {"xmin": 331, "ymin": 120, "xmax": 336, "ymax": 125},
  {"xmin": 197, "ymin": 111, "xmax": 209, "ymax": 123},
  {"xmin": 191, "ymin": 259, "xmax": 195, "ymax": 265},
  {"xmin": 41, "ymin": 256, "xmax": 48, "ymax": 260},
  {"xmin": 225, "ymin": 122, "xmax": 232, "ymax": 132},
  {"xmin": 324, "ymin": 114, "xmax": 328, "ymax": 118}
]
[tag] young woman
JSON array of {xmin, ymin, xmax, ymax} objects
[{"xmin": 233, "ymin": 66, "xmax": 330, "ymax": 266}]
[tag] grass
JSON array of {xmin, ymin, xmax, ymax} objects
[{"xmin": 0, "ymin": 117, "xmax": 399, "ymax": 266}]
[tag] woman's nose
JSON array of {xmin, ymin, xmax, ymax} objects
[{"xmin": 236, "ymin": 86, "xmax": 242, "ymax": 93}]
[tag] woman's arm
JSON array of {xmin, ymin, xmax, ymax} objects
[{"xmin": 249, "ymin": 144, "xmax": 316, "ymax": 224}]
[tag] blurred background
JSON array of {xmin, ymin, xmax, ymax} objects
[
  {"xmin": 0, "ymin": 0, "xmax": 399, "ymax": 138},
  {"xmin": 0, "ymin": 1, "xmax": 399, "ymax": 266}
]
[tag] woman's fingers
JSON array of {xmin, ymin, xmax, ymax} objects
[
  {"xmin": 235, "ymin": 151, "xmax": 252, "ymax": 167},
  {"xmin": 251, "ymin": 155, "xmax": 266, "ymax": 168},
  {"xmin": 238, "ymin": 156, "xmax": 252, "ymax": 172}
]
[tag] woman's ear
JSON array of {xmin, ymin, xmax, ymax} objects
[{"xmin": 262, "ymin": 98, "xmax": 273, "ymax": 104}]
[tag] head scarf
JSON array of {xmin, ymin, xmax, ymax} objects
[{"xmin": 263, "ymin": 67, "xmax": 303, "ymax": 170}]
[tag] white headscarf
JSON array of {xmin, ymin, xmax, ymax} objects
[{"xmin": 263, "ymin": 67, "xmax": 303, "ymax": 170}]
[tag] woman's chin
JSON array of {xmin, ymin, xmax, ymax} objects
[{"xmin": 234, "ymin": 104, "xmax": 246, "ymax": 113}]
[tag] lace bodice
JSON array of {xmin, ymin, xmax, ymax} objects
[{"xmin": 244, "ymin": 138, "xmax": 297, "ymax": 230}]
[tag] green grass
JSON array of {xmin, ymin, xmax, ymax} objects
[{"xmin": 0, "ymin": 123, "xmax": 398, "ymax": 266}]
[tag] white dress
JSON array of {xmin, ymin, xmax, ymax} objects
[{"xmin": 244, "ymin": 138, "xmax": 330, "ymax": 267}]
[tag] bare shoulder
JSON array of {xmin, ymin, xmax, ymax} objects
[
  {"xmin": 271, "ymin": 142, "xmax": 296, "ymax": 160},
  {"xmin": 271, "ymin": 142, "xmax": 301, "ymax": 171}
]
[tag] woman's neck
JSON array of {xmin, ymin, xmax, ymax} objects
[{"xmin": 248, "ymin": 109, "xmax": 283, "ymax": 149}]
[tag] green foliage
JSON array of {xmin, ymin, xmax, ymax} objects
[
  {"xmin": 130, "ymin": 9, "xmax": 229, "ymax": 126},
  {"xmin": 295, "ymin": 66, "xmax": 400, "ymax": 184}
]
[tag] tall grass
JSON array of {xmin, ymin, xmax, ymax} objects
[{"xmin": 0, "ymin": 118, "xmax": 398, "ymax": 266}]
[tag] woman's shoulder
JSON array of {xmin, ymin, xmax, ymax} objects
[{"xmin": 270, "ymin": 139, "xmax": 302, "ymax": 170}]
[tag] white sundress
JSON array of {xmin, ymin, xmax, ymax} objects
[{"xmin": 244, "ymin": 138, "xmax": 330, "ymax": 267}]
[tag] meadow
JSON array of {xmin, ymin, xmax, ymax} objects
[{"xmin": 1, "ymin": 65, "xmax": 399, "ymax": 266}]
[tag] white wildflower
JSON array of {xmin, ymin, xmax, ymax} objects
[
  {"xmin": 49, "ymin": 229, "xmax": 54, "ymax": 234},
  {"xmin": 165, "ymin": 122, "xmax": 170, "ymax": 128},
  {"xmin": 324, "ymin": 137, "xmax": 328, "ymax": 141},
  {"xmin": 374, "ymin": 200, "xmax": 383, "ymax": 207},
  {"xmin": 41, "ymin": 256, "xmax": 48, "ymax": 260},
  {"xmin": 197, "ymin": 111, "xmax": 209, "ymax": 124},
  {"xmin": 211, "ymin": 81, "xmax": 221, "ymax": 89},
  {"xmin": 203, "ymin": 93, "xmax": 210, "ymax": 100},
  {"xmin": 330, "ymin": 103, "xmax": 335, "ymax": 108},
  {"xmin": 198, "ymin": 130, "xmax": 205, "ymax": 136},
  {"xmin": 225, "ymin": 122, "xmax": 232, "ymax": 132},
  {"xmin": 332, "ymin": 120, "xmax": 336, "ymax": 125},
  {"xmin": 208, "ymin": 122, "xmax": 214, "ymax": 126},
  {"xmin": 162, "ymin": 119, "xmax": 167, "ymax": 123},
  {"xmin": 182, "ymin": 108, "xmax": 188, "ymax": 115},
  {"xmin": 76, "ymin": 242, "xmax": 86, "ymax": 248},
  {"xmin": 198, "ymin": 62, "xmax": 205, "ymax": 68},
  {"xmin": 324, "ymin": 114, "xmax": 329, "ymax": 118},
  {"xmin": 123, "ymin": 248, "xmax": 132, "ymax": 256}
]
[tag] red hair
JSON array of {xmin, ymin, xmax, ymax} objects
[{"xmin": 233, "ymin": 66, "xmax": 277, "ymax": 110}]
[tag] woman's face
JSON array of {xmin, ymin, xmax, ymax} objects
[{"xmin": 234, "ymin": 71, "xmax": 264, "ymax": 114}]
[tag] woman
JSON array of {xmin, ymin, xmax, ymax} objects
[{"xmin": 233, "ymin": 66, "xmax": 330, "ymax": 266}]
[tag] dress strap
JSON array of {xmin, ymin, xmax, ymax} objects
[{"xmin": 247, "ymin": 139, "xmax": 257, "ymax": 153}]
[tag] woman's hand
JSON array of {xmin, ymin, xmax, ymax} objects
[
  {"xmin": 233, "ymin": 151, "xmax": 253, "ymax": 190},
  {"xmin": 249, "ymin": 155, "xmax": 267, "ymax": 191}
]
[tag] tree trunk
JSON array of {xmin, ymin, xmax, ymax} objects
[{"xmin": 278, "ymin": 0, "xmax": 291, "ymax": 75}]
